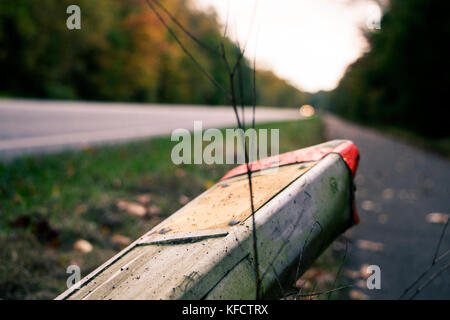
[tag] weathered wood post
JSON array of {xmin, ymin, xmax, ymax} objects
[{"xmin": 56, "ymin": 139, "xmax": 359, "ymax": 300}]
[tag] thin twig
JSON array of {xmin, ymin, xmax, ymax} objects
[
  {"xmin": 409, "ymin": 262, "xmax": 450, "ymax": 300},
  {"xmin": 144, "ymin": 0, "xmax": 229, "ymax": 97},
  {"xmin": 146, "ymin": 0, "xmax": 262, "ymax": 298},
  {"xmin": 230, "ymin": 0, "xmax": 258, "ymax": 75},
  {"xmin": 252, "ymin": 56, "xmax": 256, "ymax": 129},
  {"xmin": 328, "ymin": 238, "xmax": 349, "ymax": 299},
  {"xmin": 271, "ymin": 265, "xmax": 286, "ymax": 297},
  {"xmin": 260, "ymin": 198, "xmax": 309, "ymax": 282},
  {"xmin": 151, "ymin": 0, "xmax": 220, "ymax": 56},
  {"xmin": 238, "ymin": 52, "xmax": 246, "ymax": 130},
  {"xmin": 399, "ymin": 217, "xmax": 449, "ymax": 299},
  {"xmin": 295, "ymin": 221, "xmax": 323, "ymax": 281},
  {"xmin": 284, "ymin": 285, "xmax": 352, "ymax": 299},
  {"xmin": 433, "ymin": 217, "xmax": 449, "ymax": 262}
]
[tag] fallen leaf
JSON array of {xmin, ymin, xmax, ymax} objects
[
  {"xmin": 175, "ymin": 168, "xmax": 187, "ymax": 178},
  {"xmin": 295, "ymin": 268, "xmax": 334, "ymax": 290},
  {"xmin": 426, "ymin": 212, "xmax": 449, "ymax": 224},
  {"xmin": 360, "ymin": 264, "xmax": 371, "ymax": 279},
  {"xmin": 116, "ymin": 200, "xmax": 146, "ymax": 217},
  {"xmin": 361, "ymin": 200, "xmax": 376, "ymax": 212},
  {"xmin": 382, "ymin": 188, "xmax": 394, "ymax": 200},
  {"xmin": 349, "ymin": 289, "xmax": 369, "ymax": 300},
  {"xmin": 147, "ymin": 204, "xmax": 162, "ymax": 216},
  {"xmin": 74, "ymin": 239, "xmax": 93, "ymax": 253},
  {"xmin": 204, "ymin": 180, "xmax": 215, "ymax": 189},
  {"xmin": 111, "ymin": 234, "xmax": 132, "ymax": 249},
  {"xmin": 179, "ymin": 195, "xmax": 190, "ymax": 205},
  {"xmin": 74, "ymin": 204, "xmax": 87, "ymax": 215},
  {"xmin": 357, "ymin": 239, "xmax": 384, "ymax": 252},
  {"xmin": 356, "ymin": 279, "xmax": 367, "ymax": 289},
  {"xmin": 344, "ymin": 269, "xmax": 361, "ymax": 280},
  {"xmin": 136, "ymin": 194, "xmax": 152, "ymax": 204}
]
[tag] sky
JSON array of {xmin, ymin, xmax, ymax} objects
[{"xmin": 193, "ymin": 0, "xmax": 382, "ymax": 93}]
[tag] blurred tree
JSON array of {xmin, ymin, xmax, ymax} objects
[
  {"xmin": 0, "ymin": 0, "xmax": 115, "ymax": 99},
  {"xmin": 0, "ymin": 0, "xmax": 306, "ymax": 107},
  {"xmin": 330, "ymin": 0, "xmax": 450, "ymax": 137}
]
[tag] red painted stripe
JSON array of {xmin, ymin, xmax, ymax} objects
[
  {"xmin": 221, "ymin": 140, "xmax": 359, "ymax": 180},
  {"xmin": 220, "ymin": 140, "xmax": 360, "ymax": 225}
]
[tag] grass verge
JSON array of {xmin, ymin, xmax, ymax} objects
[{"xmin": 0, "ymin": 117, "xmax": 333, "ymax": 299}]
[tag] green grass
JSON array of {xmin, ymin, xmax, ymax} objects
[{"xmin": 0, "ymin": 117, "xmax": 326, "ymax": 299}]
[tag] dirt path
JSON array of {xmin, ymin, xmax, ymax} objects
[{"xmin": 324, "ymin": 114, "xmax": 450, "ymax": 299}]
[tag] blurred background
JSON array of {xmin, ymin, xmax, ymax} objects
[{"xmin": 0, "ymin": 0, "xmax": 449, "ymax": 300}]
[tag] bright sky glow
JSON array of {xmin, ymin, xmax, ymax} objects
[{"xmin": 194, "ymin": 0, "xmax": 382, "ymax": 92}]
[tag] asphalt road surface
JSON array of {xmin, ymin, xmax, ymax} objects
[
  {"xmin": 324, "ymin": 114, "xmax": 450, "ymax": 299},
  {"xmin": 0, "ymin": 99, "xmax": 300, "ymax": 160}
]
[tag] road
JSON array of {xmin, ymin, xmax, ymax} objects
[
  {"xmin": 0, "ymin": 99, "xmax": 300, "ymax": 160},
  {"xmin": 324, "ymin": 114, "xmax": 450, "ymax": 299}
]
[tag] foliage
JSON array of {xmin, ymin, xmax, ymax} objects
[
  {"xmin": 0, "ymin": 0, "xmax": 306, "ymax": 107},
  {"xmin": 329, "ymin": 0, "xmax": 450, "ymax": 138}
]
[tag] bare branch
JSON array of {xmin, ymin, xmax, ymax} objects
[
  {"xmin": 433, "ymin": 216, "xmax": 449, "ymax": 262},
  {"xmin": 146, "ymin": 0, "xmax": 263, "ymax": 298},
  {"xmin": 144, "ymin": 0, "xmax": 229, "ymax": 97},
  {"xmin": 271, "ymin": 264, "xmax": 286, "ymax": 297},
  {"xmin": 284, "ymin": 285, "xmax": 352, "ymax": 300},
  {"xmin": 328, "ymin": 238, "xmax": 349, "ymax": 299},
  {"xmin": 295, "ymin": 221, "xmax": 323, "ymax": 281},
  {"xmin": 151, "ymin": 0, "xmax": 220, "ymax": 56},
  {"xmin": 230, "ymin": 0, "xmax": 259, "ymax": 75},
  {"xmin": 399, "ymin": 217, "xmax": 449, "ymax": 299},
  {"xmin": 409, "ymin": 262, "xmax": 450, "ymax": 300},
  {"xmin": 260, "ymin": 198, "xmax": 308, "ymax": 282},
  {"xmin": 252, "ymin": 55, "xmax": 256, "ymax": 129}
]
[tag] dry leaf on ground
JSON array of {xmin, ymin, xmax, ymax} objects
[
  {"xmin": 136, "ymin": 194, "xmax": 152, "ymax": 204},
  {"xmin": 74, "ymin": 239, "xmax": 93, "ymax": 253},
  {"xmin": 147, "ymin": 204, "xmax": 162, "ymax": 216},
  {"xmin": 179, "ymin": 195, "xmax": 190, "ymax": 205},
  {"xmin": 426, "ymin": 212, "xmax": 449, "ymax": 224},
  {"xmin": 116, "ymin": 200, "xmax": 147, "ymax": 217},
  {"xmin": 349, "ymin": 289, "xmax": 369, "ymax": 300},
  {"xmin": 111, "ymin": 234, "xmax": 132, "ymax": 249},
  {"xmin": 357, "ymin": 239, "xmax": 384, "ymax": 252}
]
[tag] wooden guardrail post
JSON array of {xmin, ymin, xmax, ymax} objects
[{"xmin": 56, "ymin": 139, "xmax": 359, "ymax": 300}]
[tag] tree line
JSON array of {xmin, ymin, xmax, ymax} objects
[
  {"xmin": 328, "ymin": 0, "xmax": 449, "ymax": 138},
  {"xmin": 0, "ymin": 0, "xmax": 307, "ymax": 108}
]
